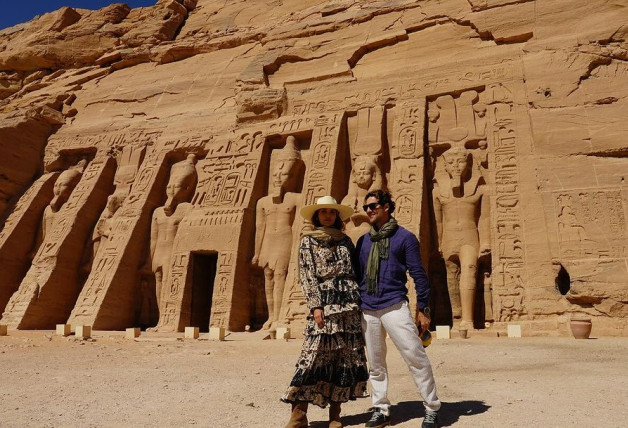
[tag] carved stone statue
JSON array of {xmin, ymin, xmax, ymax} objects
[
  {"xmin": 341, "ymin": 155, "xmax": 382, "ymax": 243},
  {"xmin": 91, "ymin": 193, "xmax": 124, "ymax": 263},
  {"xmin": 149, "ymin": 154, "xmax": 197, "ymax": 315},
  {"xmin": 433, "ymin": 147, "xmax": 490, "ymax": 329},
  {"xmin": 252, "ymin": 136, "xmax": 302, "ymax": 330},
  {"xmin": 35, "ymin": 160, "xmax": 86, "ymax": 253}
]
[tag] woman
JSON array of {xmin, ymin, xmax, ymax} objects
[{"xmin": 282, "ymin": 196, "xmax": 369, "ymax": 428}]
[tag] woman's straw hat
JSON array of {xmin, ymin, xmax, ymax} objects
[{"xmin": 299, "ymin": 195, "xmax": 353, "ymax": 221}]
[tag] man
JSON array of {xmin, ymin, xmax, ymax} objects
[{"xmin": 356, "ymin": 190, "xmax": 441, "ymax": 428}]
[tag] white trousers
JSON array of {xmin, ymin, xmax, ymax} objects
[{"xmin": 362, "ymin": 301, "xmax": 441, "ymax": 415}]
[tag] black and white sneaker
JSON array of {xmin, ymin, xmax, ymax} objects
[
  {"xmin": 365, "ymin": 410, "xmax": 390, "ymax": 428},
  {"xmin": 421, "ymin": 409, "xmax": 439, "ymax": 428}
]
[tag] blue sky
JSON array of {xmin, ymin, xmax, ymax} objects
[{"xmin": 1, "ymin": 1, "xmax": 157, "ymax": 31}]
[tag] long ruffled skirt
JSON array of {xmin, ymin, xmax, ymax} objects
[{"xmin": 281, "ymin": 309, "xmax": 369, "ymax": 408}]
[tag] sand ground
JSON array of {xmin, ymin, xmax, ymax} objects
[{"xmin": 1, "ymin": 330, "xmax": 627, "ymax": 427}]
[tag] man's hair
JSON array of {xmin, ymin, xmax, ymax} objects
[
  {"xmin": 312, "ymin": 209, "xmax": 344, "ymax": 230},
  {"xmin": 364, "ymin": 189, "xmax": 396, "ymax": 214}
]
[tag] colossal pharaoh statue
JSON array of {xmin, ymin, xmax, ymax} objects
[
  {"xmin": 149, "ymin": 154, "xmax": 198, "ymax": 316},
  {"xmin": 252, "ymin": 136, "xmax": 303, "ymax": 330},
  {"xmin": 341, "ymin": 155, "xmax": 383, "ymax": 243},
  {"xmin": 36, "ymin": 160, "xmax": 86, "ymax": 252},
  {"xmin": 433, "ymin": 147, "xmax": 490, "ymax": 329}
]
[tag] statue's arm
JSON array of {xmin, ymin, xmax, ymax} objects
[
  {"xmin": 252, "ymin": 199, "xmax": 265, "ymax": 263},
  {"xmin": 433, "ymin": 188, "xmax": 443, "ymax": 250},
  {"xmin": 479, "ymin": 188, "xmax": 491, "ymax": 254}
]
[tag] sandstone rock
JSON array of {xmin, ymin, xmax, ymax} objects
[{"xmin": 0, "ymin": 0, "xmax": 626, "ymax": 336}]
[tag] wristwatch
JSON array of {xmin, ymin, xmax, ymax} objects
[{"xmin": 420, "ymin": 306, "xmax": 431, "ymax": 315}]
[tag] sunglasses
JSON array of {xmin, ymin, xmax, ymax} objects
[{"xmin": 362, "ymin": 202, "xmax": 380, "ymax": 212}]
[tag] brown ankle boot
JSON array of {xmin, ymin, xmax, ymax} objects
[
  {"xmin": 285, "ymin": 401, "xmax": 308, "ymax": 428},
  {"xmin": 329, "ymin": 401, "xmax": 342, "ymax": 428}
]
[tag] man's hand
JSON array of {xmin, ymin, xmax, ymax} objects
[
  {"xmin": 313, "ymin": 308, "xmax": 325, "ymax": 327},
  {"xmin": 416, "ymin": 311, "xmax": 430, "ymax": 334}
]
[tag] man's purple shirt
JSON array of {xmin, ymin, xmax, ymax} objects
[{"xmin": 356, "ymin": 225, "xmax": 430, "ymax": 311}]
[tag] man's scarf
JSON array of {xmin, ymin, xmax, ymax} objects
[{"xmin": 366, "ymin": 217, "xmax": 398, "ymax": 295}]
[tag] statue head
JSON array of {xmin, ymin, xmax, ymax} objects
[
  {"xmin": 271, "ymin": 136, "xmax": 301, "ymax": 195},
  {"xmin": 50, "ymin": 163, "xmax": 84, "ymax": 212},
  {"xmin": 473, "ymin": 103, "xmax": 487, "ymax": 118},
  {"xmin": 352, "ymin": 156, "xmax": 377, "ymax": 190},
  {"xmin": 104, "ymin": 193, "xmax": 125, "ymax": 218},
  {"xmin": 164, "ymin": 154, "xmax": 197, "ymax": 216},
  {"xmin": 442, "ymin": 147, "xmax": 470, "ymax": 187},
  {"xmin": 427, "ymin": 107, "xmax": 440, "ymax": 123}
]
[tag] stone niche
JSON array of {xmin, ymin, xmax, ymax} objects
[{"xmin": 0, "ymin": 0, "xmax": 626, "ymax": 336}]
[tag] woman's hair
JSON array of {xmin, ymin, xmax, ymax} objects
[
  {"xmin": 312, "ymin": 209, "xmax": 344, "ymax": 230},
  {"xmin": 364, "ymin": 189, "xmax": 396, "ymax": 214}
]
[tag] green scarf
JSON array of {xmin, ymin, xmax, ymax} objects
[{"xmin": 366, "ymin": 217, "xmax": 398, "ymax": 295}]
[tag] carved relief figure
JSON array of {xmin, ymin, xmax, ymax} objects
[
  {"xmin": 35, "ymin": 160, "xmax": 86, "ymax": 253},
  {"xmin": 433, "ymin": 147, "xmax": 490, "ymax": 329},
  {"xmin": 149, "ymin": 154, "xmax": 198, "ymax": 316},
  {"xmin": 341, "ymin": 155, "xmax": 383, "ymax": 243},
  {"xmin": 252, "ymin": 136, "xmax": 303, "ymax": 330}
]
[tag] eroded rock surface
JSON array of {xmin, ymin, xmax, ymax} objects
[{"xmin": 0, "ymin": 0, "xmax": 626, "ymax": 335}]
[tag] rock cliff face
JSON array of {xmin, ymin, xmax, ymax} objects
[{"xmin": 0, "ymin": 0, "xmax": 626, "ymax": 335}]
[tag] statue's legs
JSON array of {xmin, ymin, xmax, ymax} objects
[
  {"xmin": 154, "ymin": 268, "xmax": 163, "ymax": 315},
  {"xmin": 445, "ymin": 257, "xmax": 461, "ymax": 321},
  {"xmin": 262, "ymin": 267, "xmax": 275, "ymax": 330},
  {"xmin": 271, "ymin": 268, "xmax": 288, "ymax": 331},
  {"xmin": 458, "ymin": 244, "xmax": 479, "ymax": 329}
]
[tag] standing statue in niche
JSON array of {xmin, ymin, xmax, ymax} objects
[
  {"xmin": 35, "ymin": 160, "xmax": 87, "ymax": 253},
  {"xmin": 252, "ymin": 136, "xmax": 303, "ymax": 330},
  {"xmin": 90, "ymin": 193, "xmax": 125, "ymax": 264},
  {"xmin": 149, "ymin": 154, "xmax": 197, "ymax": 316},
  {"xmin": 433, "ymin": 147, "xmax": 490, "ymax": 330},
  {"xmin": 341, "ymin": 155, "xmax": 383, "ymax": 243}
]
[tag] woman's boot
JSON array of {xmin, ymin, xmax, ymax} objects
[
  {"xmin": 329, "ymin": 401, "xmax": 343, "ymax": 428},
  {"xmin": 285, "ymin": 401, "xmax": 308, "ymax": 428}
]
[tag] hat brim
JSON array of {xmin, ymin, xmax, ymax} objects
[{"xmin": 300, "ymin": 203, "xmax": 354, "ymax": 222}]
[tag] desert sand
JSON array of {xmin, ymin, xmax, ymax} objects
[{"xmin": 1, "ymin": 330, "xmax": 627, "ymax": 427}]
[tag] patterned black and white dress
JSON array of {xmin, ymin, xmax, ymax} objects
[{"xmin": 281, "ymin": 234, "xmax": 369, "ymax": 408}]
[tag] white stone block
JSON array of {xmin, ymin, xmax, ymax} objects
[
  {"xmin": 0, "ymin": 325, "xmax": 7, "ymax": 336},
  {"xmin": 185, "ymin": 326, "xmax": 199, "ymax": 339},
  {"xmin": 435, "ymin": 325, "xmax": 450, "ymax": 339},
  {"xmin": 209, "ymin": 327, "xmax": 225, "ymax": 341},
  {"xmin": 276, "ymin": 327, "xmax": 291, "ymax": 340},
  {"xmin": 508, "ymin": 324, "xmax": 522, "ymax": 338},
  {"xmin": 75, "ymin": 325, "xmax": 92, "ymax": 339},
  {"xmin": 56, "ymin": 324, "xmax": 71, "ymax": 336},
  {"xmin": 126, "ymin": 328, "xmax": 140, "ymax": 339}
]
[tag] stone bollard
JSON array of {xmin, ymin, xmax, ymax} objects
[
  {"xmin": 209, "ymin": 327, "xmax": 225, "ymax": 341},
  {"xmin": 276, "ymin": 327, "xmax": 291, "ymax": 340},
  {"xmin": 435, "ymin": 325, "xmax": 450, "ymax": 339},
  {"xmin": 185, "ymin": 326, "xmax": 199, "ymax": 339},
  {"xmin": 75, "ymin": 325, "xmax": 92, "ymax": 339},
  {"xmin": 126, "ymin": 328, "xmax": 141, "ymax": 339},
  {"xmin": 507, "ymin": 324, "xmax": 522, "ymax": 338},
  {"xmin": 56, "ymin": 324, "xmax": 71, "ymax": 337},
  {"xmin": 0, "ymin": 325, "xmax": 7, "ymax": 336}
]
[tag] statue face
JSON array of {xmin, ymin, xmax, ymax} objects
[
  {"xmin": 354, "ymin": 163, "xmax": 374, "ymax": 188},
  {"xmin": 272, "ymin": 158, "xmax": 296, "ymax": 191},
  {"xmin": 50, "ymin": 174, "xmax": 78, "ymax": 212},
  {"xmin": 444, "ymin": 151, "xmax": 469, "ymax": 178},
  {"xmin": 164, "ymin": 177, "xmax": 192, "ymax": 216}
]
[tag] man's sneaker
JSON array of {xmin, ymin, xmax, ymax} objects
[
  {"xmin": 421, "ymin": 409, "xmax": 439, "ymax": 428},
  {"xmin": 365, "ymin": 410, "xmax": 390, "ymax": 427}
]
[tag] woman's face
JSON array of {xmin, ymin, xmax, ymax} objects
[{"xmin": 317, "ymin": 208, "xmax": 338, "ymax": 227}]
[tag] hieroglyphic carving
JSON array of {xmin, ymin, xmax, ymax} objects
[
  {"xmin": 209, "ymin": 251, "xmax": 236, "ymax": 329},
  {"xmin": 485, "ymin": 83, "xmax": 527, "ymax": 321},
  {"xmin": 554, "ymin": 190, "xmax": 626, "ymax": 259}
]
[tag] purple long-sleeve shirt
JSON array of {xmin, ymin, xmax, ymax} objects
[{"xmin": 356, "ymin": 225, "xmax": 430, "ymax": 311}]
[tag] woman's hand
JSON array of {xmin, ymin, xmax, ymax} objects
[{"xmin": 313, "ymin": 308, "xmax": 325, "ymax": 327}]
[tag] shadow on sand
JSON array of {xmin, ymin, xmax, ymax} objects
[{"xmin": 309, "ymin": 400, "xmax": 490, "ymax": 427}]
